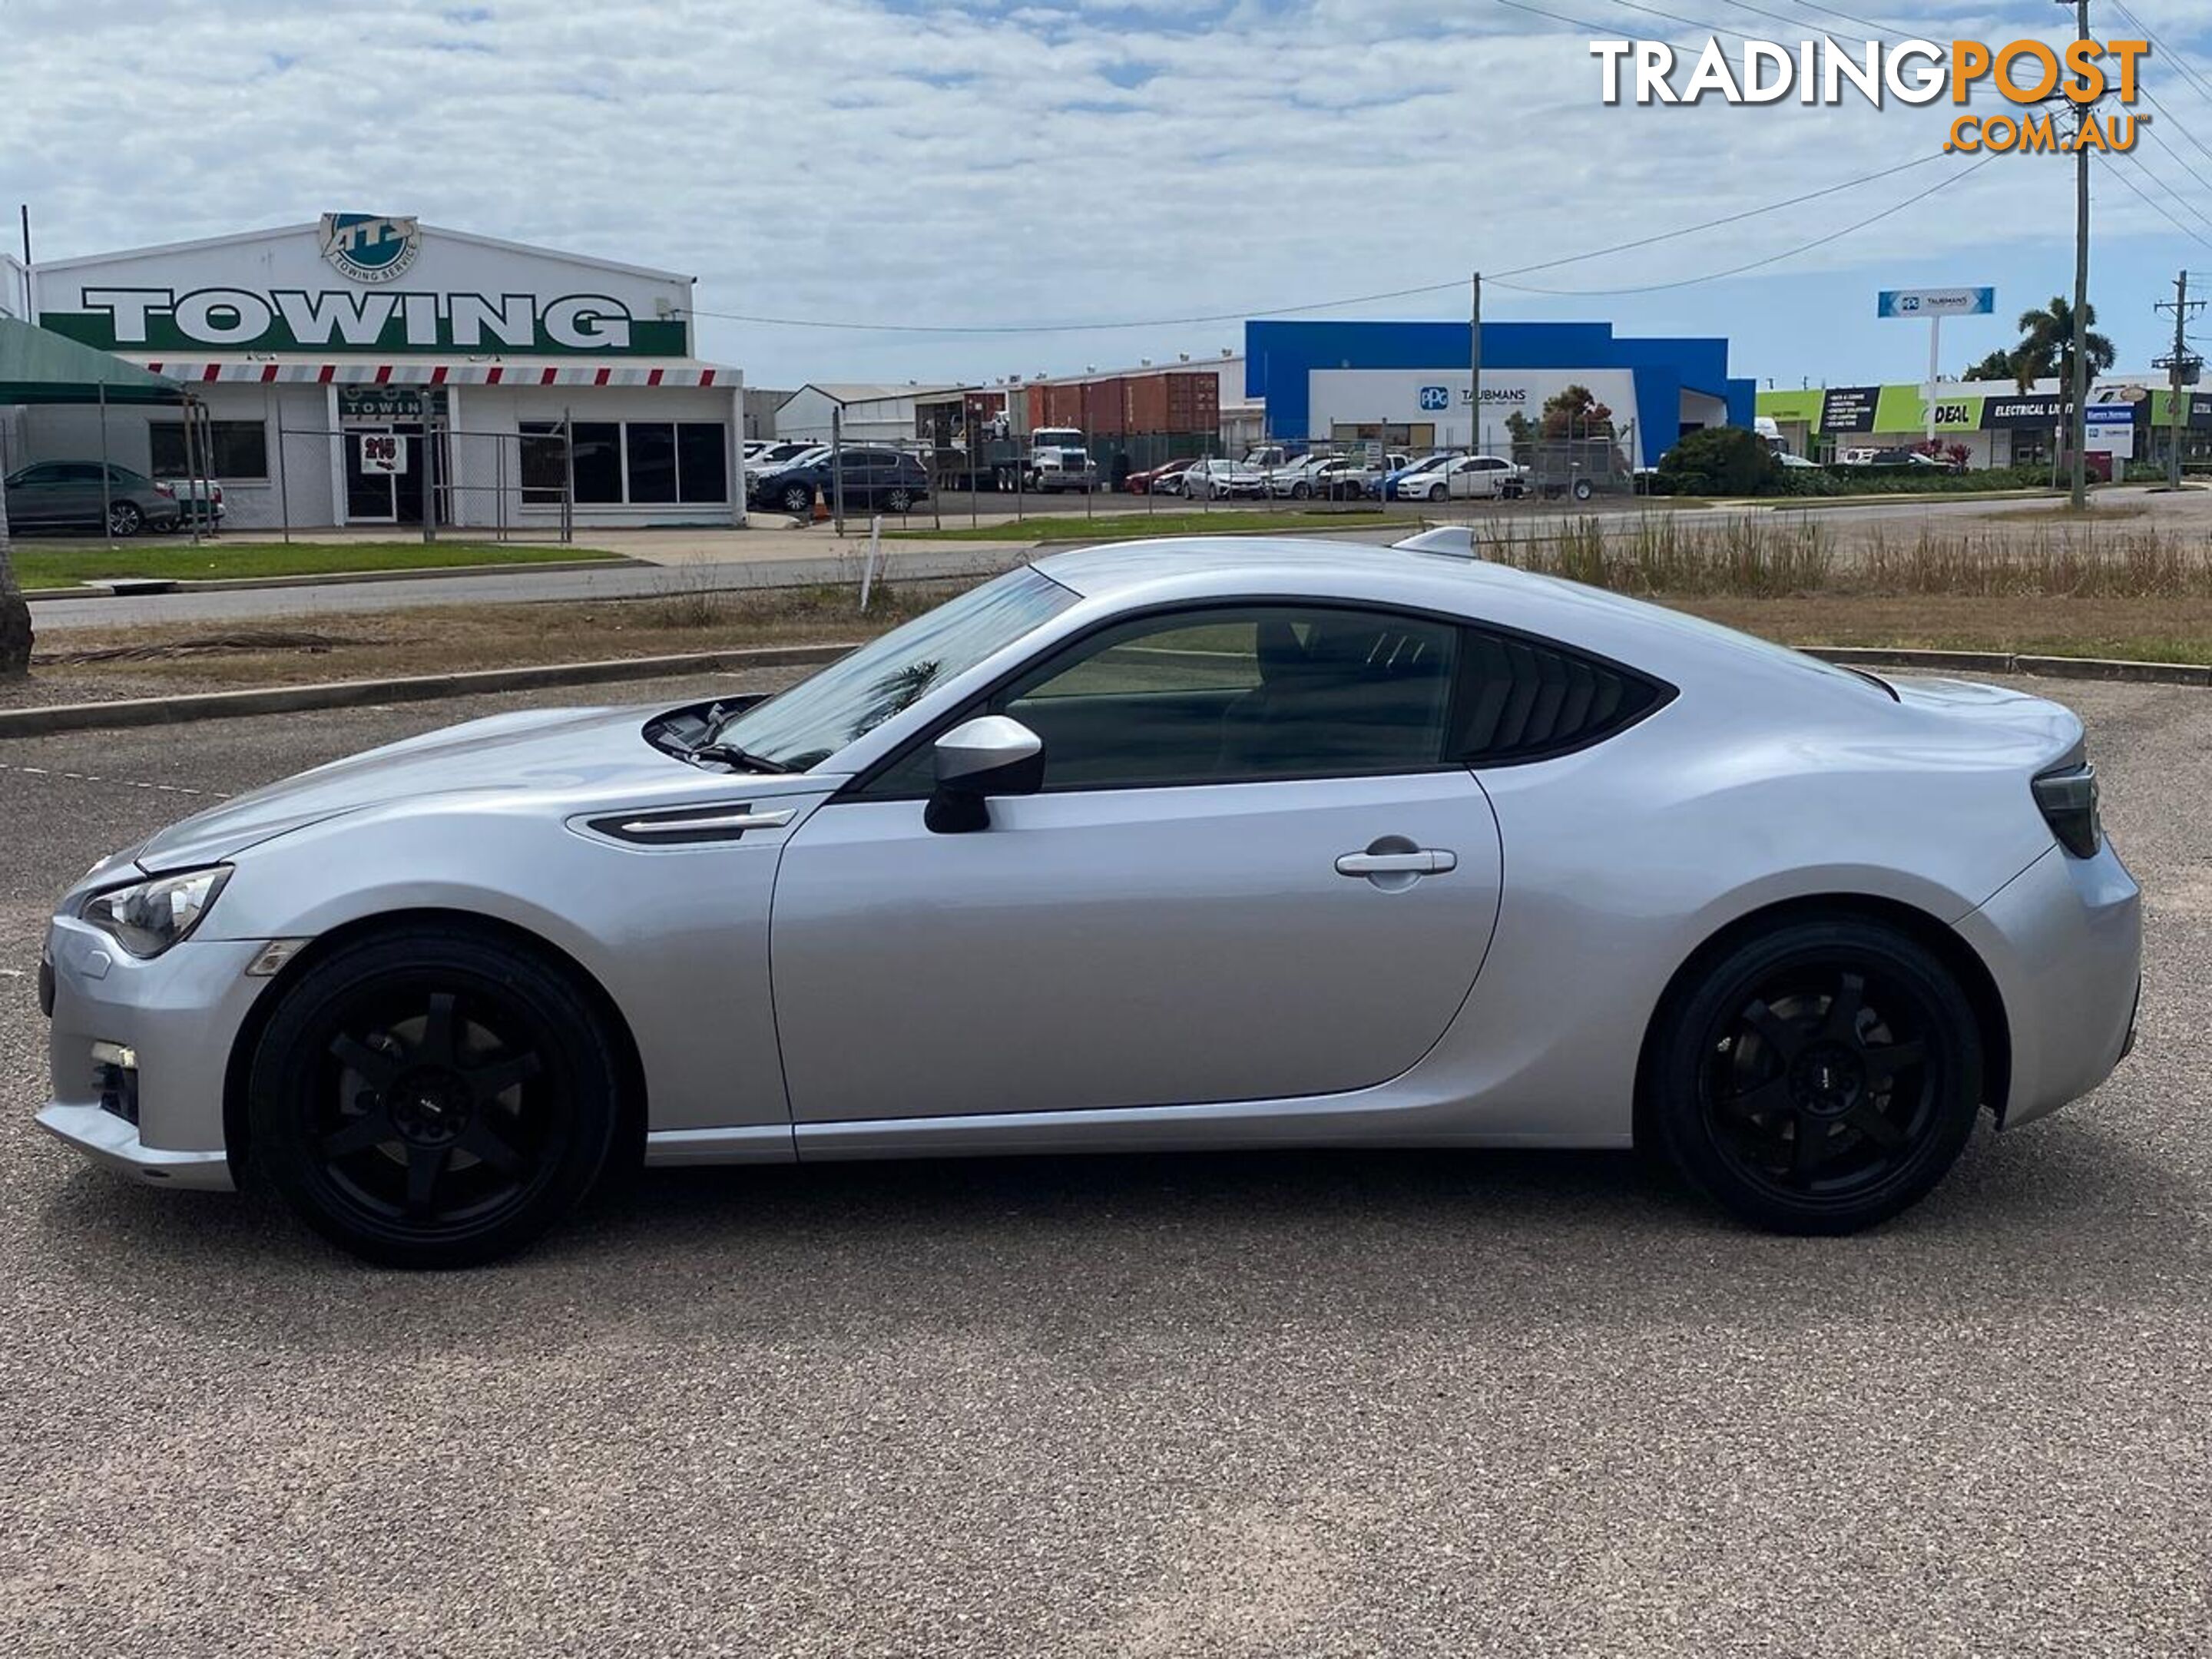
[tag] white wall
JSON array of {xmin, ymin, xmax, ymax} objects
[
  {"xmin": 15, "ymin": 380, "xmax": 744, "ymax": 530},
  {"xmin": 775, "ymin": 388, "xmax": 918, "ymax": 445}
]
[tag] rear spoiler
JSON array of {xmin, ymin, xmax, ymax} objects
[{"xmin": 1389, "ymin": 525, "xmax": 1481, "ymax": 559}]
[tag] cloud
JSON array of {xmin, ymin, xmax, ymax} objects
[{"xmin": 3, "ymin": 0, "xmax": 2210, "ymax": 390}]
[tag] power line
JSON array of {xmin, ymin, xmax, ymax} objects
[
  {"xmin": 679, "ymin": 148, "xmax": 1949, "ymax": 333},
  {"xmin": 1489, "ymin": 151, "xmax": 1997, "ymax": 295},
  {"xmin": 2106, "ymin": 0, "xmax": 2212, "ymax": 113},
  {"xmin": 2105, "ymin": 148, "xmax": 2212, "ymax": 253}
]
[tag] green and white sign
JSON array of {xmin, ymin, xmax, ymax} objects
[{"xmin": 34, "ymin": 218, "xmax": 693, "ymax": 357}]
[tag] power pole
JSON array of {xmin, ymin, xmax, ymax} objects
[
  {"xmin": 2154, "ymin": 270, "xmax": 2204, "ymax": 489},
  {"xmin": 1469, "ymin": 271, "xmax": 1482, "ymax": 455},
  {"xmin": 2063, "ymin": 0, "xmax": 2092, "ymax": 509}
]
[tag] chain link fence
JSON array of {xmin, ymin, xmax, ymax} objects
[{"xmin": 265, "ymin": 423, "xmax": 574, "ymax": 542}]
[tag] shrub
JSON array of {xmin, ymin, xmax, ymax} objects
[{"xmin": 1655, "ymin": 427, "xmax": 1781, "ymax": 497}]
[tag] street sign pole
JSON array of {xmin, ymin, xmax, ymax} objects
[{"xmin": 1925, "ymin": 314, "xmax": 1942, "ymax": 449}]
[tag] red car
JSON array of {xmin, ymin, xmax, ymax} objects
[{"xmin": 1124, "ymin": 457, "xmax": 1197, "ymax": 495}]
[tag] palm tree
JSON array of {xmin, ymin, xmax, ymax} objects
[
  {"xmin": 2007, "ymin": 295, "xmax": 2117, "ymax": 394},
  {"xmin": 0, "ymin": 472, "xmax": 28, "ymax": 677}
]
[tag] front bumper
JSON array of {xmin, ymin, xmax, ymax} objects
[
  {"xmin": 1953, "ymin": 840, "xmax": 2143, "ymax": 1129},
  {"xmin": 38, "ymin": 916, "xmax": 275, "ymax": 1190}
]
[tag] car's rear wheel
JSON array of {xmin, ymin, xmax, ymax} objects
[
  {"xmin": 247, "ymin": 928, "xmax": 622, "ymax": 1268},
  {"xmin": 108, "ymin": 500, "xmax": 144, "ymax": 537},
  {"xmin": 1647, "ymin": 918, "xmax": 1983, "ymax": 1234},
  {"xmin": 780, "ymin": 483, "xmax": 813, "ymax": 515}
]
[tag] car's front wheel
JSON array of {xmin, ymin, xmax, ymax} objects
[
  {"xmin": 1645, "ymin": 916, "xmax": 1984, "ymax": 1235},
  {"xmin": 247, "ymin": 926, "xmax": 623, "ymax": 1268},
  {"xmin": 780, "ymin": 483, "xmax": 813, "ymax": 515},
  {"xmin": 886, "ymin": 487, "xmax": 914, "ymax": 512},
  {"xmin": 1428, "ymin": 482, "xmax": 1448, "ymax": 502}
]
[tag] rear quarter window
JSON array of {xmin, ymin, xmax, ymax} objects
[{"xmin": 1451, "ymin": 628, "xmax": 1673, "ymax": 764}]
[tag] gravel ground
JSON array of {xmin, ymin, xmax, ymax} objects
[{"xmin": 1, "ymin": 671, "xmax": 2207, "ymax": 1657}]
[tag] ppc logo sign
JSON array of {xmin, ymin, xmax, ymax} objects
[
  {"xmin": 320, "ymin": 214, "xmax": 422, "ymax": 284},
  {"xmin": 1418, "ymin": 386, "xmax": 1451, "ymax": 411},
  {"xmin": 1899, "ymin": 295, "xmax": 1922, "ymax": 313}
]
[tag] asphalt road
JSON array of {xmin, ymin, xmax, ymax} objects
[
  {"xmin": 2, "ymin": 671, "xmax": 2208, "ymax": 1656},
  {"xmin": 34, "ymin": 486, "xmax": 2174, "ymax": 636}
]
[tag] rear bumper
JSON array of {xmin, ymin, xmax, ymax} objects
[{"xmin": 1954, "ymin": 841, "xmax": 2143, "ymax": 1129}]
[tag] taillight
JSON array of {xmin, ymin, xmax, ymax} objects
[
  {"xmin": 2033, "ymin": 763, "xmax": 2101, "ymax": 858},
  {"xmin": 154, "ymin": 482, "xmax": 176, "ymax": 498}
]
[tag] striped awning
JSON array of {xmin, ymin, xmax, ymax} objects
[{"xmin": 132, "ymin": 358, "xmax": 733, "ymax": 389}]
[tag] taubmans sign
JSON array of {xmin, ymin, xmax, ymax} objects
[{"xmin": 37, "ymin": 217, "xmax": 690, "ymax": 357}]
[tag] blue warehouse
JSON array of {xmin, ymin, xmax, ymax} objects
[{"xmin": 1244, "ymin": 320, "xmax": 1756, "ymax": 467}]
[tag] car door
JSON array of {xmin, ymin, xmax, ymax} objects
[
  {"xmin": 769, "ymin": 602, "xmax": 1505, "ymax": 1124},
  {"xmin": 6, "ymin": 463, "xmax": 78, "ymax": 526}
]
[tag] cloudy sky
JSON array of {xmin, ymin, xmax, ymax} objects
[{"xmin": 6, "ymin": 0, "xmax": 2212, "ymax": 392}]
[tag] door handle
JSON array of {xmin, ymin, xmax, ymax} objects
[{"xmin": 1335, "ymin": 848, "xmax": 1456, "ymax": 877}]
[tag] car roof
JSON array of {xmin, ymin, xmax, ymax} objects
[{"xmin": 1027, "ymin": 535, "xmax": 1879, "ymax": 702}]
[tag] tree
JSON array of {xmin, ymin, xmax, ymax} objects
[
  {"xmin": 2006, "ymin": 295, "xmax": 2117, "ymax": 392},
  {"xmin": 1962, "ymin": 349, "xmax": 2016, "ymax": 382},
  {"xmin": 1655, "ymin": 426, "xmax": 1780, "ymax": 496},
  {"xmin": 0, "ymin": 472, "xmax": 28, "ymax": 677},
  {"xmin": 1541, "ymin": 383, "xmax": 1614, "ymax": 439}
]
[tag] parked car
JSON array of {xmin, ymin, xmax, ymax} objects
[
  {"xmin": 1376, "ymin": 454, "xmax": 1456, "ymax": 500},
  {"xmin": 1183, "ymin": 457, "xmax": 1268, "ymax": 498},
  {"xmin": 1777, "ymin": 452, "xmax": 1822, "ymax": 470},
  {"xmin": 747, "ymin": 448, "xmax": 929, "ymax": 515},
  {"xmin": 2, "ymin": 462, "xmax": 184, "ymax": 537},
  {"xmin": 1410, "ymin": 454, "xmax": 1526, "ymax": 503},
  {"xmin": 36, "ymin": 537, "xmax": 2139, "ymax": 1265},
  {"xmin": 745, "ymin": 441, "xmax": 815, "ymax": 472},
  {"xmin": 1264, "ymin": 455, "xmax": 1339, "ymax": 499},
  {"xmin": 1126, "ymin": 458, "xmax": 1197, "ymax": 496},
  {"xmin": 1312, "ymin": 453, "xmax": 1409, "ymax": 501}
]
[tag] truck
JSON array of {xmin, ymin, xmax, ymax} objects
[{"xmin": 1020, "ymin": 426, "xmax": 1098, "ymax": 493}]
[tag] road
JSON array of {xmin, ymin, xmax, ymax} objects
[
  {"xmin": 2, "ymin": 671, "xmax": 2209, "ymax": 1654},
  {"xmin": 30, "ymin": 487, "xmax": 2190, "ymax": 635}
]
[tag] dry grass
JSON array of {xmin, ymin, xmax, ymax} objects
[
  {"xmin": 1476, "ymin": 514, "xmax": 2212, "ymax": 601},
  {"xmin": 23, "ymin": 581, "xmax": 958, "ymax": 695},
  {"xmin": 25, "ymin": 523, "xmax": 2212, "ymax": 709}
]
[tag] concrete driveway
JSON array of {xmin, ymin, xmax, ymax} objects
[{"xmin": 1, "ymin": 671, "xmax": 2207, "ymax": 1656}]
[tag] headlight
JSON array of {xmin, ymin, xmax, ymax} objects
[{"xmin": 78, "ymin": 867, "xmax": 231, "ymax": 959}]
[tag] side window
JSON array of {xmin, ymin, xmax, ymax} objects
[
  {"xmin": 863, "ymin": 606, "xmax": 1459, "ymax": 796},
  {"xmin": 1449, "ymin": 628, "xmax": 1669, "ymax": 764}
]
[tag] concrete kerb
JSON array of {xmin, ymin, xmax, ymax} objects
[
  {"xmin": 0, "ymin": 644, "xmax": 860, "ymax": 739},
  {"xmin": 22, "ymin": 555, "xmax": 644, "ymax": 604},
  {"xmin": 6, "ymin": 639, "xmax": 2212, "ymax": 742}
]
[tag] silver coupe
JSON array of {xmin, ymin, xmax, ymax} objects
[{"xmin": 38, "ymin": 537, "xmax": 2141, "ymax": 1266}]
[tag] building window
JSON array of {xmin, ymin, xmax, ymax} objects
[
  {"xmin": 677, "ymin": 422, "xmax": 728, "ymax": 502},
  {"xmin": 516, "ymin": 419, "xmax": 728, "ymax": 506},
  {"xmin": 150, "ymin": 419, "xmax": 269, "ymax": 481},
  {"xmin": 518, "ymin": 422, "xmax": 568, "ymax": 505},
  {"xmin": 626, "ymin": 423, "xmax": 678, "ymax": 503}
]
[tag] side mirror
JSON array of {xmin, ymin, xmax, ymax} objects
[{"xmin": 926, "ymin": 715, "xmax": 1045, "ymax": 834}]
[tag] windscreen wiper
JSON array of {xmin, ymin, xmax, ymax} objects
[{"xmin": 684, "ymin": 740, "xmax": 793, "ymax": 774}]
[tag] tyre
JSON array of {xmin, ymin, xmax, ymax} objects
[
  {"xmin": 108, "ymin": 500, "xmax": 144, "ymax": 537},
  {"xmin": 1290, "ymin": 482, "xmax": 1310, "ymax": 499},
  {"xmin": 247, "ymin": 926, "xmax": 624, "ymax": 1268},
  {"xmin": 886, "ymin": 487, "xmax": 914, "ymax": 513},
  {"xmin": 1645, "ymin": 917, "xmax": 1984, "ymax": 1235},
  {"xmin": 1427, "ymin": 482, "xmax": 1448, "ymax": 502},
  {"xmin": 780, "ymin": 482, "xmax": 813, "ymax": 515},
  {"xmin": 1572, "ymin": 478, "xmax": 1594, "ymax": 502}
]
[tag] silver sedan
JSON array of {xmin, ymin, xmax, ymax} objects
[{"xmin": 38, "ymin": 537, "xmax": 2141, "ymax": 1266}]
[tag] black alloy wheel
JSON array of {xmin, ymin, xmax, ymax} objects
[
  {"xmin": 108, "ymin": 499, "xmax": 144, "ymax": 537},
  {"xmin": 249, "ymin": 929, "xmax": 621, "ymax": 1267},
  {"xmin": 1649, "ymin": 918, "xmax": 1982, "ymax": 1234}
]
